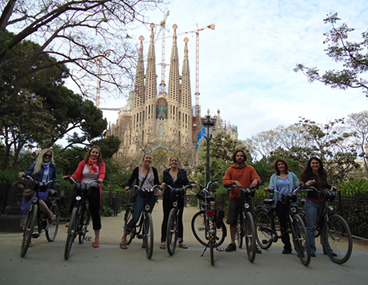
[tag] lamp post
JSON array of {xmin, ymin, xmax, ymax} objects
[{"xmin": 203, "ymin": 110, "xmax": 215, "ymax": 185}]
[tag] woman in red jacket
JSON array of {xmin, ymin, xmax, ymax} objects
[{"xmin": 65, "ymin": 146, "xmax": 105, "ymax": 248}]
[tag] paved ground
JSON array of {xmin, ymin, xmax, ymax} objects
[{"xmin": 1, "ymin": 200, "xmax": 368, "ymax": 285}]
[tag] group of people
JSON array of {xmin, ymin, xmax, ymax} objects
[
  {"xmin": 20, "ymin": 147, "xmax": 334, "ymax": 257},
  {"xmin": 120, "ymin": 153, "xmax": 195, "ymax": 250},
  {"xmin": 20, "ymin": 146, "xmax": 105, "ymax": 248}
]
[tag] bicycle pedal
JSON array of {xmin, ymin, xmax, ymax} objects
[
  {"xmin": 32, "ymin": 233, "xmax": 40, "ymax": 238},
  {"xmin": 86, "ymin": 236, "xmax": 92, "ymax": 241},
  {"xmin": 137, "ymin": 235, "xmax": 143, "ymax": 239},
  {"xmin": 197, "ymin": 227, "xmax": 205, "ymax": 231}
]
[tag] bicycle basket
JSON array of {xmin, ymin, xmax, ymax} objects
[
  {"xmin": 318, "ymin": 190, "xmax": 336, "ymax": 202},
  {"xmin": 281, "ymin": 192, "xmax": 297, "ymax": 204},
  {"xmin": 196, "ymin": 190, "xmax": 214, "ymax": 202},
  {"xmin": 139, "ymin": 188, "xmax": 155, "ymax": 199},
  {"xmin": 169, "ymin": 188, "xmax": 184, "ymax": 200},
  {"xmin": 33, "ymin": 181, "xmax": 49, "ymax": 192}
]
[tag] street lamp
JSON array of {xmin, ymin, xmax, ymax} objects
[{"xmin": 203, "ymin": 109, "xmax": 215, "ymax": 185}]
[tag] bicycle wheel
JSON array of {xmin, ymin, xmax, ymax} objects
[
  {"xmin": 166, "ymin": 208, "xmax": 178, "ymax": 256},
  {"xmin": 191, "ymin": 211, "xmax": 208, "ymax": 246},
  {"xmin": 79, "ymin": 204, "xmax": 90, "ymax": 244},
  {"xmin": 143, "ymin": 213, "xmax": 154, "ymax": 260},
  {"xmin": 323, "ymin": 214, "xmax": 352, "ymax": 265},
  {"xmin": 64, "ymin": 207, "xmax": 78, "ymax": 260},
  {"xmin": 208, "ymin": 217, "xmax": 215, "ymax": 266},
  {"xmin": 255, "ymin": 209, "xmax": 273, "ymax": 250},
  {"xmin": 124, "ymin": 207, "xmax": 134, "ymax": 245},
  {"xmin": 20, "ymin": 205, "xmax": 37, "ymax": 258},
  {"xmin": 235, "ymin": 214, "xmax": 244, "ymax": 248},
  {"xmin": 46, "ymin": 203, "xmax": 59, "ymax": 242},
  {"xmin": 292, "ymin": 214, "xmax": 310, "ymax": 266},
  {"xmin": 192, "ymin": 211, "xmax": 227, "ymax": 247},
  {"xmin": 244, "ymin": 212, "xmax": 256, "ymax": 263}
]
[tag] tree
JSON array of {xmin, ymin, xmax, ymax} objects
[
  {"xmin": 194, "ymin": 133, "xmax": 246, "ymax": 188},
  {"xmin": 346, "ymin": 111, "xmax": 368, "ymax": 176},
  {"xmin": 294, "ymin": 13, "xmax": 368, "ymax": 97},
  {"xmin": 0, "ymin": 39, "xmax": 109, "ymax": 169},
  {"xmin": 0, "ymin": 0, "xmax": 165, "ymax": 112}
]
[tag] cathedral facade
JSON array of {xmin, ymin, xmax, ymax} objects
[{"xmin": 107, "ymin": 24, "xmax": 238, "ymax": 168}]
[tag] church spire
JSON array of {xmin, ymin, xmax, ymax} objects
[
  {"xmin": 134, "ymin": 35, "xmax": 145, "ymax": 108},
  {"xmin": 168, "ymin": 24, "xmax": 180, "ymax": 102},
  {"xmin": 181, "ymin": 37, "xmax": 191, "ymax": 109},
  {"xmin": 145, "ymin": 23, "xmax": 157, "ymax": 102}
]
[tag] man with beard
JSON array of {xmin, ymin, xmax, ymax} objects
[{"xmin": 222, "ymin": 149, "xmax": 262, "ymax": 252}]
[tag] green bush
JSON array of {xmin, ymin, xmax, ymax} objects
[
  {"xmin": 100, "ymin": 205, "xmax": 114, "ymax": 217},
  {"xmin": 338, "ymin": 179, "xmax": 368, "ymax": 194}
]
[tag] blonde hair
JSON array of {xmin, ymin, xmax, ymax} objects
[{"xmin": 33, "ymin": 149, "xmax": 54, "ymax": 174}]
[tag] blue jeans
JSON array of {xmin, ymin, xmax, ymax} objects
[
  {"xmin": 124, "ymin": 194, "xmax": 157, "ymax": 235},
  {"xmin": 305, "ymin": 199, "xmax": 332, "ymax": 254}
]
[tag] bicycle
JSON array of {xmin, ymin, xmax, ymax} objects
[
  {"xmin": 64, "ymin": 177, "xmax": 100, "ymax": 260},
  {"xmin": 227, "ymin": 184, "xmax": 257, "ymax": 263},
  {"xmin": 303, "ymin": 186, "xmax": 353, "ymax": 264},
  {"xmin": 191, "ymin": 178, "xmax": 227, "ymax": 266},
  {"xmin": 124, "ymin": 185, "xmax": 160, "ymax": 260},
  {"xmin": 165, "ymin": 184, "xmax": 192, "ymax": 256},
  {"xmin": 20, "ymin": 175, "xmax": 60, "ymax": 258},
  {"xmin": 255, "ymin": 187, "xmax": 311, "ymax": 266}
]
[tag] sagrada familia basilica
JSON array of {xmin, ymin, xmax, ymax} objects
[{"xmin": 106, "ymin": 24, "xmax": 237, "ymax": 168}]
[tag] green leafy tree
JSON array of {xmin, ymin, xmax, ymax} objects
[
  {"xmin": 294, "ymin": 13, "xmax": 368, "ymax": 98},
  {"xmin": 0, "ymin": 0, "xmax": 165, "ymax": 110},
  {"xmin": 194, "ymin": 133, "xmax": 247, "ymax": 190}
]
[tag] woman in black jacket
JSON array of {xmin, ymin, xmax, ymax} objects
[{"xmin": 160, "ymin": 156, "xmax": 195, "ymax": 249}]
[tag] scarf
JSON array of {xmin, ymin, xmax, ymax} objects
[
  {"xmin": 88, "ymin": 159, "xmax": 98, "ymax": 174},
  {"xmin": 42, "ymin": 162, "xmax": 50, "ymax": 182}
]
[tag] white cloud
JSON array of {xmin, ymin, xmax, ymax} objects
[{"xmin": 99, "ymin": 0, "xmax": 368, "ymax": 140}]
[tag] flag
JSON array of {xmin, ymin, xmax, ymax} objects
[{"xmin": 195, "ymin": 124, "xmax": 207, "ymax": 151}]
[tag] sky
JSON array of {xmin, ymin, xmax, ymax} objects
[{"xmin": 99, "ymin": 0, "xmax": 368, "ymax": 141}]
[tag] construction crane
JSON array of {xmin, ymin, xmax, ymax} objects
[
  {"xmin": 192, "ymin": 24, "xmax": 215, "ymax": 118},
  {"xmin": 156, "ymin": 23, "xmax": 215, "ymax": 115},
  {"xmin": 95, "ymin": 51, "xmax": 110, "ymax": 108},
  {"xmin": 154, "ymin": 10, "xmax": 170, "ymax": 96}
]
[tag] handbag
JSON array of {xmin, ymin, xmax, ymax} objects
[
  {"xmin": 129, "ymin": 167, "xmax": 150, "ymax": 203},
  {"xmin": 23, "ymin": 189, "xmax": 35, "ymax": 198}
]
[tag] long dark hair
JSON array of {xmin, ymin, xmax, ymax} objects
[{"xmin": 301, "ymin": 156, "xmax": 326, "ymax": 181}]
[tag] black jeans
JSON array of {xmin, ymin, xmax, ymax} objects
[
  {"xmin": 275, "ymin": 202, "xmax": 291, "ymax": 251},
  {"xmin": 161, "ymin": 194, "xmax": 184, "ymax": 242}
]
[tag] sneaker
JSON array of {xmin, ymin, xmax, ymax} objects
[
  {"xmin": 255, "ymin": 246, "xmax": 262, "ymax": 254},
  {"xmin": 225, "ymin": 243, "xmax": 236, "ymax": 252}
]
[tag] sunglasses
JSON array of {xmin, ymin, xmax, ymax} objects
[{"xmin": 44, "ymin": 154, "xmax": 52, "ymax": 158}]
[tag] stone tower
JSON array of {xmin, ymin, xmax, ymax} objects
[{"xmin": 110, "ymin": 24, "xmax": 194, "ymax": 166}]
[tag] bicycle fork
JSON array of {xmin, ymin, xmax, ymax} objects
[{"xmin": 201, "ymin": 211, "xmax": 216, "ymax": 256}]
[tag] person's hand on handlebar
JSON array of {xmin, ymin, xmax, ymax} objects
[{"xmin": 250, "ymin": 179, "xmax": 259, "ymax": 189}]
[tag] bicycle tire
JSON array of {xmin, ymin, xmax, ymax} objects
[
  {"xmin": 244, "ymin": 212, "xmax": 256, "ymax": 263},
  {"xmin": 20, "ymin": 204, "xmax": 37, "ymax": 258},
  {"xmin": 209, "ymin": 217, "xmax": 215, "ymax": 266},
  {"xmin": 255, "ymin": 209, "xmax": 273, "ymax": 250},
  {"xmin": 124, "ymin": 207, "xmax": 134, "ymax": 245},
  {"xmin": 79, "ymin": 204, "xmax": 90, "ymax": 244},
  {"xmin": 323, "ymin": 214, "xmax": 352, "ymax": 265},
  {"xmin": 143, "ymin": 213, "xmax": 154, "ymax": 260},
  {"xmin": 166, "ymin": 208, "xmax": 178, "ymax": 256},
  {"xmin": 236, "ymin": 214, "xmax": 244, "ymax": 248},
  {"xmin": 64, "ymin": 207, "xmax": 78, "ymax": 260},
  {"xmin": 46, "ymin": 203, "xmax": 59, "ymax": 242},
  {"xmin": 292, "ymin": 214, "xmax": 310, "ymax": 266},
  {"xmin": 192, "ymin": 211, "xmax": 227, "ymax": 247}
]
